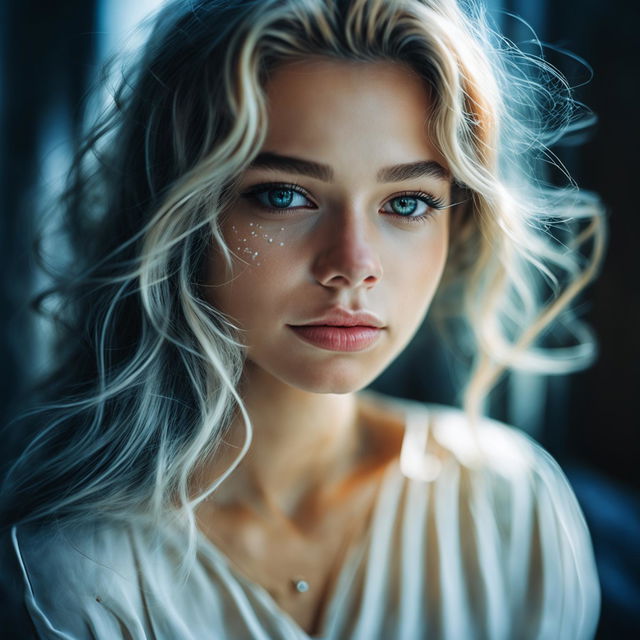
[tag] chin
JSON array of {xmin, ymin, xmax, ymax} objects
[{"xmin": 276, "ymin": 359, "xmax": 388, "ymax": 395}]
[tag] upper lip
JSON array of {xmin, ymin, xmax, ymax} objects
[{"xmin": 290, "ymin": 309, "xmax": 385, "ymax": 328}]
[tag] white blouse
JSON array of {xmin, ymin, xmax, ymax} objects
[{"xmin": 11, "ymin": 400, "xmax": 600, "ymax": 639}]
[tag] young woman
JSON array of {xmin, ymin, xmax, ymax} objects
[{"xmin": 1, "ymin": 0, "xmax": 605, "ymax": 638}]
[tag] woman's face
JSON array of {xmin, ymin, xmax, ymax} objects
[{"xmin": 206, "ymin": 59, "xmax": 451, "ymax": 393}]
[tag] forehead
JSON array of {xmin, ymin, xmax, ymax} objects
[
  {"xmin": 264, "ymin": 57, "xmax": 429, "ymax": 95},
  {"xmin": 260, "ymin": 58, "xmax": 445, "ymax": 172}
]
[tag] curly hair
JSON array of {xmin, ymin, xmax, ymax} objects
[{"xmin": 0, "ymin": 0, "xmax": 605, "ymax": 559}]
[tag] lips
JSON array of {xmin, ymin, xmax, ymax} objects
[
  {"xmin": 288, "ymin": 309, "xmax": 385, "ymax": 352},
  {"xmin": 294, "ymin": 309, "xmax": 384, "ymax": 328},
  {"xmin": 288, "ymin": 325, "xmax": 382, "ymax": 351}
]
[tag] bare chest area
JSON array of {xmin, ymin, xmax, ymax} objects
[{"xmin": 197, "ymin": 469, "xmax": 386, "ymax": 635}]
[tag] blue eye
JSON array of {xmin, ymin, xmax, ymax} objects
[
  {"xmin": 381, "ymin": 194, "xmax": 445, "ymax": 219},
  {"xmin": 388, "ymin": 196, "xmax": 421, "ymax": 216},
  {"xmin": 248, "ymin": 184, "xmax": 313, "ymax": 211}
]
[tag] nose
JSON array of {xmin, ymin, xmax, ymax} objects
[{"xmin": 311, "ymin": 208, "xmax": 383, "ymax": 290}]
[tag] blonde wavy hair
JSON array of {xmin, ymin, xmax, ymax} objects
[{"xmin": 1, "ymin": 0, "xmax": 605, "ymax": 550}]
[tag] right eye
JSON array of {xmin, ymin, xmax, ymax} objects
[{"xmin": 244, "ymin": 183, "xmax": 316, "ymax": 212}]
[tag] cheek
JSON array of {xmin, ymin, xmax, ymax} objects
[
  {"xmin": 426, "ymin": 215, "xmax": 449, "ymax": 271},
  {"xmin": 424, "ymin": 227, "xmax": 449, "ymax": 277},
  {"xmin": 204, "ymin": 218, "xmax": 297, "ymax": 317},
  {"xmin": 389, "ymin": 221, "xmax": 449, "ymax": 308}
]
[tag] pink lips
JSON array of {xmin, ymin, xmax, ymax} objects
[
  {"xmin": 288, "ymin": 309, "xmax": 384, "ymax": 352},
  {"xmin": 289, "ymin": 325, "xmax": 381, "ymax": 351}
]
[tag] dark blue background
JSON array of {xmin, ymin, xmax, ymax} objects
[{"xmin": 1, "ymin": 1, "xmax": 638, "ymax": 637}]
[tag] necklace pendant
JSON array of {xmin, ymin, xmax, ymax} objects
[{"xmin": 292, "ymin": 578, "xmax": 310, "ymax": 593}]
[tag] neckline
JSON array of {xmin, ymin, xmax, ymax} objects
[
  {"xmin": 192, "ymin": 393, "xmax": 427, "ymax": 638},
  {"xmin": 194, "ymin": 453, "xmax": 404, "ymax": 639}
]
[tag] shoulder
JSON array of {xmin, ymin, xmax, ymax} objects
[
  {"xmin": 362, "ymin": 392, "xmax": 549, "ymax": 479},
  {"xmin": 362, "ymin": 393, "xmax": 593, "ymax": 530},
  {"xmin": 381, "ymin": 395, "xmax": 575, "ymax": 489},
  {"xmin": 10, "ymin": 520, "xmax": 149, "ymax": 638},
  {"xmin": 432, "ymin": 404, "xmax": 600, "ymax": 639},
  {"xmin": 368, "ymin": 394, "xmax": 601, "ymax": 639}
]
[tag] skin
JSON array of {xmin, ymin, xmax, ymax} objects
[{"xmin": 199, "ymin": 58, "xmax": 452, "ymax": 632}]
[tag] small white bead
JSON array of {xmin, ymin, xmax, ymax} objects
[{"xmin": 293, "ymin": 579, "xmax": 309, "ymax": 593}]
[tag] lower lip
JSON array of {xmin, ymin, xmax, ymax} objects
[{"xmin": 288, "ymin": 325, "xmax": 382, "ymax": 352}]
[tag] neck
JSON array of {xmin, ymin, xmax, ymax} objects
[{"xmin": 204, "ymin": 363, "xmax": 361, "ymax": 516}]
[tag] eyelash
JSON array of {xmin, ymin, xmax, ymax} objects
[{"xmin": 241, "ymin": 182, "xmax": 447, "ymax": 223}]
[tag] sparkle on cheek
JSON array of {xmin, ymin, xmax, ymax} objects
[{"xmin": 225, "ymin": 220, "xmax": 289, "ymax": 266}]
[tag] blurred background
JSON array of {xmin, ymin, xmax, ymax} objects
[{"xmin": 1, "ymin": 0, "xmax": 638, "ymax": 637}]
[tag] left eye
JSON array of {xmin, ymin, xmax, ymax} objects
[{"xmin": 381, "ymin": 196, "xmax": 431, "ymax": 217}]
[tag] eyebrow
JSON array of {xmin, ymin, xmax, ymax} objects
[{"xmin": 248, "ymin": 152, "xmax": 451, "ymax": 183}]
